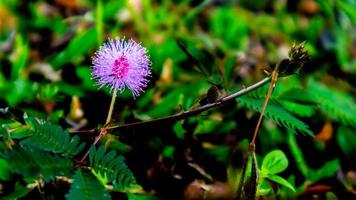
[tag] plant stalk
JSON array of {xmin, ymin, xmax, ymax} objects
[
  {"xmin": 250, "ymin": 67, "xmax": 279, "ymax": 145},
  {"xmin": 79, "ymin": 90, "xmax": 117, "ymax": 163},
  {"xmin": 105, "ymin": 90, "xmax": 117, "ymax": 126},
  {"xmin": 237, "ymin": 67, "xmax": 279, "ymax": 199},
  {"xmin": 71, "ymin": 77, "xmax": 272, "ymax": 136}
]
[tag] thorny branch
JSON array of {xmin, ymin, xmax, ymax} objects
[{"xmin": 71, "ymin": 76, "xmax": 272, "ymax": 136}]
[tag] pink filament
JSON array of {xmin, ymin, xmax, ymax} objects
[{"xmin": 112, "ymin": 56, "xmax": 129, "ymax": 78}]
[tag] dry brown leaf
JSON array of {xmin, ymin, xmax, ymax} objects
[{"xmin": 314, "ymin": 121, "xmax": 333, "ymax": 143}]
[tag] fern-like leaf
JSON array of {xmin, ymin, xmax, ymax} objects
[
  {"xmin": 279, "ymin": 101, "xmax": 315, "ymax": 117},
  {"xmin": 238, "ymin": 96, "xmax": 313, "ymax": 136},
  {"xmin": 19, "ymin": 116, "xmax": 85, "ymax": 157},
  {"xmin": 0, "ymin": 145, "xmax": 73, "ymax": 181},
  {"xmin": 278, "ymin": 88, "xmax": 317, "ymax": 117},
  {"xmin": 66, "ymin": 169, "xmax": 111, "ymax": 200},
  {"xmin": 89, "ymin": 146, "xmax": 137, "ymax": 191},
  {"xmin": 278, "ymin": 88, "xmax": 317, "ymax": 105},
  {"xmin": 308, "ymin": 79, "xmax": 356, "ymax": 126},
  {"xmin": 247, "ymin": 85, "xmax": 317, "ymax": 118}
]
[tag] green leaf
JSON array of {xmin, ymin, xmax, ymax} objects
[
  {"xmin": 55, "ymin": 81, "xmax": 86, "ymax": 97},
  {"xmin": 205, "ymin": 145, "xmax": 230, "ymax": 163},
  {"xmin": 2, "ymin": 79, "xmax": 38, "ymax": 107},
  {"xmin": 1, "ymin": 121, "xmax": 31, "ymax": 139},
  {"xmin": 261, "ymin": 150, "xmax": 288, "ymax": 175},
  {"xmin": 194, "ymin": 119, "xmax": 219, "ymax": 135},
  {"xmin": 223, "ymin": 54, "xmax": 237, "ymax": 87},
  {"xmin": 147, "ymin": 39, "xmax": 186, "ymax": 75},
  {"xmin": 326, "ymin": 192, "xmax": 338, "ymax": 200},
  {"xmin": 336, "ymin": 126, "xmax": 356, "ymax": 158},
  {"xmin": 287, "ymin": 131, "xmax": 308, "ymax": 177},
  {"xmin": 19, "ymin": 116, "xmax": 85, "ymax": 158},
  {"xmin": 38, "ymin": 84, "xmax": 60, "ymax": 102},
  {"xmin": 176, "ymin": 38, "xmax": 216, "ymax": 78},
  {"xmin": 257, "ymin": 179, "xmax": 273, "ymax": 196},
  {"xmin": 1, "ymin": 182, "xmax": 32, "ymax": 200},
  {"xmin": 173, "ymin": 122, "xmax": 185, "ymax": 139},
  {"xmin": 309, "ymin": 159, "xmax": 340, "ymax": 182},
  {"xmin": 236, "ymin": 151, "xmax": 259, "ymax": 199},
  {"xmin": 237, "ymin": 83, "xmax": 316, "ymax": 135},
  {"xmin": 308, "ymin": 79, "xmax": 356, "ymax": 126},
  {"xmin": 11, "ymin": 34, "xmax": 29, "ymax": 80},
  {"xmin": 89, "ymin": 146, "xmax": 138, "ymax": 191},
  {"xmin": 238, "ymin": 96, "xmax": 314, "ymax": 136},
  {"xmin": 279, "ymin": 88, "xmax": 317, "ymax": 104},
  {"xmin": 337, "ymin": 0, "xmax": 356, "ymax": 23},
  {"xmin": 66, "ymin": 169, "xmax": 111, "ymax": 200},
  {"xmin": 145, "ymin": 89, "xmax": 182, "ymax": 118},
  {"xmin": 146, "ymin": 81, "xmax": 208, "ymax": 118},
  {"xmin": 0, "ymin": 158, "xmax": 11, "ymax": 180},
  {"xmin": 1, "ymin": 145, "xmax": 73, "ymax": 181},
  {"xmin": 280, "ymin": 101, "xmax": 315, "ymax": 117},
  {"xmin": 210, "ymin": 7, "xmax": 249, "ymax": 50},
  {"xmin": 96, "ymin": 0, "xmax": 104, "ymax": 46},
  {"xmin": 76, "ymin": 66, "xmax": 97, "ymax": 91},
  {"xmin": 267, "ymin": 174, "xmax": 296, "ymax": 192},
  {"xmin": 29, "ymin": 3, "xmax": 67, "ymax": 33},
  {"xmin": 50, "ymin": 28, "xmax": 97, "ymax": 69},
  {"xmin": 162, "ymin": 145, "xmax": 175, "ymax": 158},
  {"xmin": 102, "ymin": 1, "xmax": 125, "ymax": 20},
  {"xmin": 104, "ymin": 139, "xmax": 132, "ymax": 155},
  {"xmin": 127, "ymin": 193, "xmax": 162, "ymax": 200}
]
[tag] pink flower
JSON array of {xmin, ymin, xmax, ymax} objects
[{"xmin": 92, "ymin": 38, "xmax": 151, "ymax": 97}]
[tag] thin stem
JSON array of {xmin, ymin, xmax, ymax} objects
[
  {"xmin": 78, "ymin": 128, "xmax": 107, "ymax": 163},
  {"xmin": 250, "ymin": 68, "xmax": 279, "ymax": 145},
  {"xmin": 105, "ymin": 90, "xmax": 117, "ymax": 126},
  {"xmin": 237, "ymin": 70, "xmax": 278, "ymax": 199},
  {"xmin": 71, "ymin": 77, "xmax": 272, "ymax": 136},
  {"xmin": 108, "ymin": 77, "xmax": 271, "ymax": 131},
  {"xmin": 78, "ymin": 90, "xmax": 117, "ymax": 163}
]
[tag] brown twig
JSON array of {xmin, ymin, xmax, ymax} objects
[
  {"xmin": 71, "ymin": 77, "xmax": 272, "ymax": 136},
  {"xmin": 78, "ymin": 90, "xmax": 117, "ymax": 163},
  {"xmin": 236, "ymin": 66, "xmax": 279, "ymax": 199},
  {"xmin": 250, "ymin": 66, "xmax": 279, "ymax": 145}
]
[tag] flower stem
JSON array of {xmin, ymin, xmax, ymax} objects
[
  {"xmin": 79, "ymin": 90, "xmax": 117, "ymax": 163},
  {"xmin": 105, "ymin": 90, "xmax": 117, "ymax": 126}
]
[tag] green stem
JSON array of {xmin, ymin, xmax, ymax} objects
[{"xmin": 105, "ymin": 90, "xmax": 117, "ymax": 126}]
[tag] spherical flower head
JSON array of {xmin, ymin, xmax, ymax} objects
[{"xmin": 92, "ymin": 38, "xmax": 151, "ymax": 98}]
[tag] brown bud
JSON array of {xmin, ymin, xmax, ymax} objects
[
  {"xmin": 288, "ymin": 42, "xmax": 310, "ymax": 64},
  {"xmin": 279, "ymin": 42, "xmax": 310, "ymax": 77}
]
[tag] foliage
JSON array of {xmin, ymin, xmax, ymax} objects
[
  {"xmin": 238, "ymin": 95, "xmax": 313, "ymax": 136},
  {"xmin": 236, "ymin": 150, "xmax": 259, "ymax": 199},
  {"xmin": 308, "ymin": 79, "xmax": 356, "ymax": 126},
  {"xmin": 1, "ymin": 182, "xmax": 32, "ymax": 200},
  {"xmin": 0, "ymin": 116, "xmax": 137, "ymax": 198},
  {"xmin": 89, "ymin": 145, "xmax": 138, "ymax": 191},
  {"xmin": 0, "ymin": 145, "xmax": 73, "ymax": 181},
  {"xmin": 236, "ymin": 149, "xmax": 296, "ymax": 198},
  {"xmin": 66, "ymin": 169, "xmax": 111, "ymax": 200},
  {"xmin": 258, "ymin": 150, "xmax": 296, "ymax": 195},
  {"xmin": 287, "ymin": 131, "xmax": 341, "ymax": 183},
  {"xmin": 19, "ymin": 115, "xmax": 85, "ymax": 157},
  {"xmin": 1, "ymin": 0, "xmax": 355, "ymax": 199},
  {"xmin": 237, "ymin": 84, "xmax": 314, "ymax": 136},
  {"xmin": 336, "ymin": 126, "xmax": 356, "ymax": 159}
]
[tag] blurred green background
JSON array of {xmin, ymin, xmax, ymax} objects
[{"xmin": 0, "ymin": 0, "xmax": 355, "ymax": 199}]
